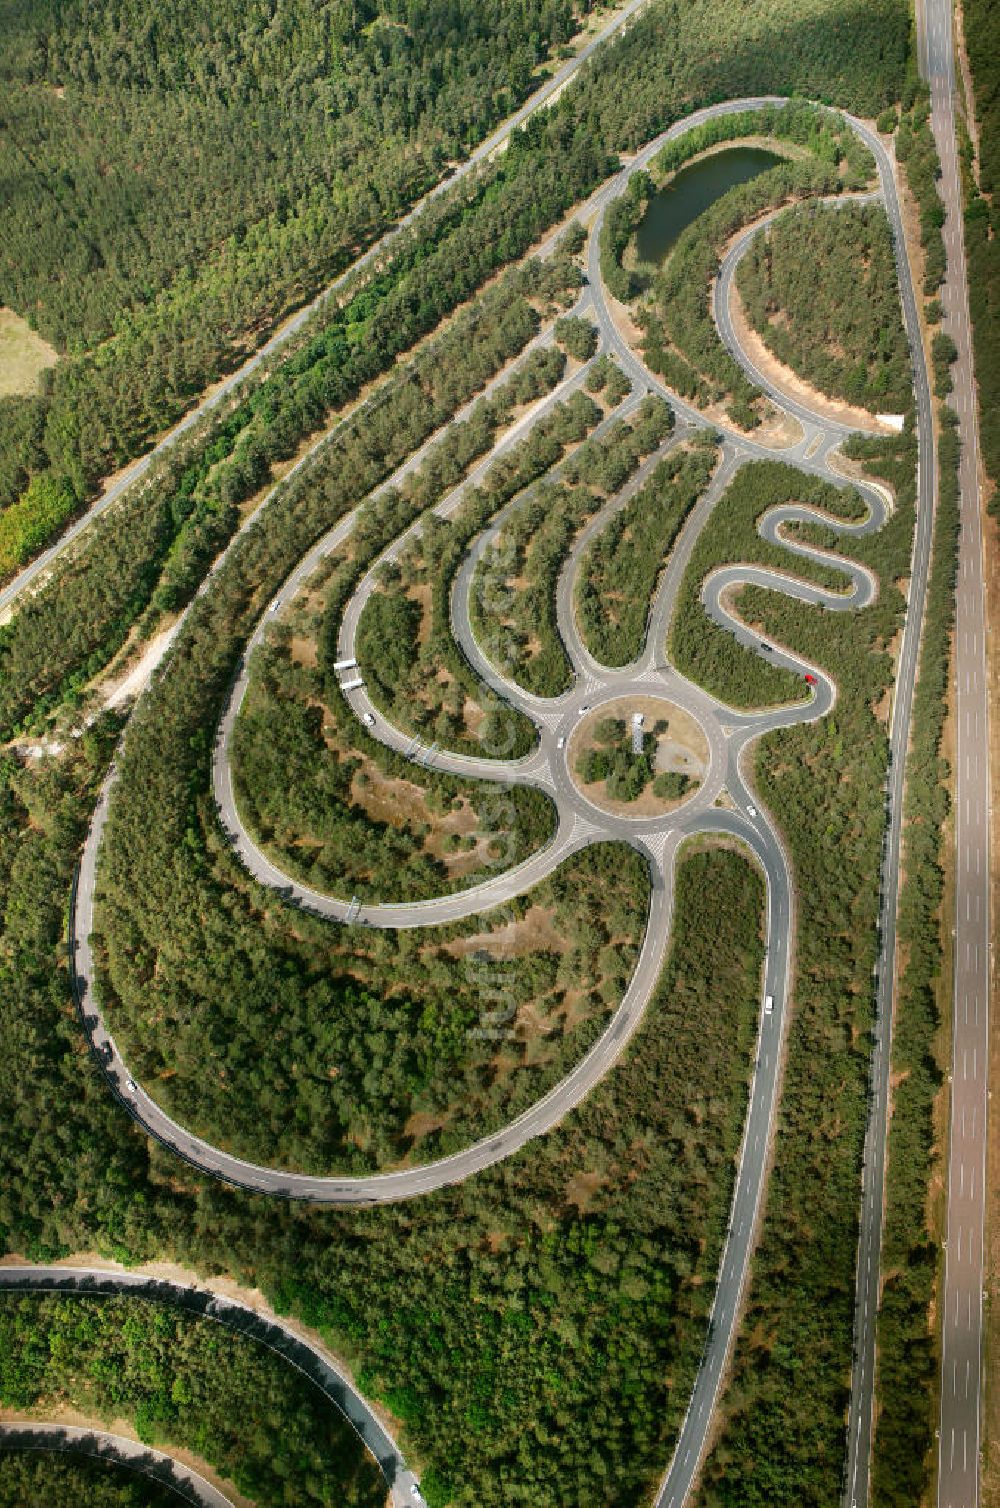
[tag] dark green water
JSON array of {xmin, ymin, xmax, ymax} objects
[{"xmin": 634, "ymin": 146, "xmax": 784, "ymax": 266}]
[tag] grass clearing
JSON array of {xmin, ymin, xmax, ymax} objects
[{"xmin": 0, "ymin": 309, "xmax": 57, "ymax": 398}]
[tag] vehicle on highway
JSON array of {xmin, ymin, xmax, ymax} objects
[
  {"xmin": 578, "ymin": 705, "xmax": 590, "ymax": 716},
  {"xmin": 557, "ymin": 735, "xmax": 566, "ymax": 749},
  {"xmin": 746, "ymin": 805, "xmax": 757, "ymax": 818},
  {"xmin": 804, "ymin": 673, "xmax": 817, "ymax": 684},
  {"xmin": 763, "ymin": 995, "xmax": 774, "ymax": 1016},
  {"xmin": 125, "ymin": 1076, "xmax": 137, "ymax": 1094},
  {"xmin": 363, "ymin": 712, "xmax": 376, "ymax": 727}
]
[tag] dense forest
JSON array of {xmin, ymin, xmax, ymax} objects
[
  {"xmin": 230, "ymin": 345, "xmax": 570, "ymax": 904},
  {"xmin": 869, "ymin": 413, "xmax": 957, "ymax": 1504},
  {"xmin": 233, "ymin": 631, "xmax": 557, "ymax": 904},
  {"xmin": 0, "ymin": 253, "xmax": 580, "ymax": 737},
  {"xmin": 0, "ymin": 0, "xmax": 907, "ymax": 577},
  {"xmin": 0, "ymin": 1449, "xmax": 186, "ymax": 1508},
  {"xmin": 669, "ymin": 460, "xmax": 867, "ymax": 707},
  {"xmin": 736, "ymin": 200, "xmax": 912, "ymax": 413},
  {"xmin": 643, "ymin": 146, "xmax": 871, "ymax": 429},
  {"xmin": 0, "ymin": 0, "xmax": 929, "ymax": 1501},
  {"xmin": 0, "ymin": 1290, "xmax": 385, "ymax": 1505},
  {"xmin": 576, "ymin": 438, "xmax": 716, "ymax": 665},
  {"xmin": 101, "ymin": 696, "xmax": 651, "ymax": 1173},
  {"xmin": 0, "ymin": 710, "xmax": 766, "ymax": 1504},
  {"xmin": 355, "ymin": 389, "xmax": 601, "ymax": 751},
  {"xmin": 693, "ymin": 432, "xmax": 919, "ymax": 1500},
  {"xmin": 470, "ymin": 395, "xmax": 674, "ymax": 696},
  {"xmin": 101, "ymin": 673, "xmax": 651, "ymax": 1173},
  {"xmin": 964, "ymin": 0, "xmax": 1000, "ymax": 501},
  {"xmin": 0, "ymin": 0, "xmax": 597, "ymax": 510}
]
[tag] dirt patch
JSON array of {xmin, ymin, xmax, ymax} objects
[
  {"xmin": 727, "ymin": 280, "xmax": 892, "ymax": 433},
  {"xmin": 409, "ymin": 582, "xmax": 433, "ymax": 645},
  {"xmin": 0, "ymin": 307, "xmax": 58, "ymax": 397},
  {"xmin": 96, "ymin": 623, "xmax": 181, "ymax": 712},
  {"xmin": 289, "ymin": 634, "xmax": 318, "ymax": 668},
  {"xmin": 441, "ymin": 904, "xmax": 564, "ymax": 960},
  {"xmin": 749, "ymin": 406, "xmax": 805, "ymax": 450},
  {"xmin": 564, "ymin": 1168, "xmax": 608, "ymax": 1213},
  {"xmin": 348, "ymin": 759, "xmax": 492, "ymax": 877},
  {"xmin": 402, "ymin": 1109, "xmax": 451, "ymax": 1140}
]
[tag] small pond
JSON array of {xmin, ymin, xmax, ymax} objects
[{"xmin": 634, "ymin": 145, "xmax": 785, "ymax": 266}]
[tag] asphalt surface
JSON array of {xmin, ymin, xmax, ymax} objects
[
  {"xmin": 585, "ymin": 104, "xmax": 938, "ymax": 1508},
  {"xmin": 0, "ymin": 1421, "xmax": 232, "ymax": 1507},
  {"xmin": 60, "ymin": 98, "xmax": 938, "ymax": 1506},
  {"xmin": 918, "ymin": 2, "xmax": 992, "ymax": 1504},
  {"xmin": 0, "ymin": 0, "xmax": 651, "ymax": 622},
  {"xmin": 0, "ymin": 1265, "xmax": 420, "ymax": 1507}
]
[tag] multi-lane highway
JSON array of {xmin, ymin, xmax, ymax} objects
[
  {"xmin": 50, "ymin": 97, "xmax": 938, "ymax": 1507},
  {"xmin": 918, "ymin": 1, "xmax": 992, "ymax": 1504},
  {"xmin": 0, "ymin": 1264, "xmax": 420, "ymax": 1507},
  {"xmin": 0, "ymin": 0, "xmax": 652, "ymax": 622}
]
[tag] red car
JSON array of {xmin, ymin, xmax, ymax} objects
[{"xmin": 804, "ymin": 673, "xmax": 817, "ymax": 684}]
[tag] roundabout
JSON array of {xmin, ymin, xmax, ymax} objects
[{"xmin": 567, "ymin": 694, "xmax": 709, "ymax": 818}]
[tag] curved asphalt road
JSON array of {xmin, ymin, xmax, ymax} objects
[
  {"xmin": 580, "ymin": 100, "xmax": 937, "ymax": 1508},
  {"xmin": 62, "ymin": 98, "xmax": 937, "ymax": 1507},
  {"xmin": 0, "ymin": 1422, "xmax": 232, "ymax": 1508},
  {"xmin": 0, "ymin": 1264, "xmax": 419, "ymax": 1507},
  {"xmin": 714, "ymin": 192, "xmax": 887, "ymax": 439}
]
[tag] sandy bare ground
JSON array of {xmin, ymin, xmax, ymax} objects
[
  {"xmin": 98, "ymin": 626, "xmax": 181, "ymax": 711},
  {"xmin": 0, "ymin": 307, "xmax": 58, "ymax": 397}
]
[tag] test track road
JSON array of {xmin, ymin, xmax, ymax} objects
[
  {"xmin": 0, "ymin": 1422, "xmax": 232, "ymax": 1508},
  {"xmin": 62, "ymin": 100, "xmax": 936, "ymax": 1506},
  {"xmin": 0, "ymin": 0, "xmax": 652, "ymax": 621},
  {"xmin": 0, "ymin": 1264, "xmax": 419, "ymax": 1507},
  {"xmin": 920, "ymin": 1, "xmax": 991, "ymax": 1504}
]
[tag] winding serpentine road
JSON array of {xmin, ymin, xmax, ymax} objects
[
  {"xmin": 58, "ymin": 100, "xmax": 937, "ymax": 1505},
  {"xmin": 0, "ymin": 1263, "xmax": 417, "ymax": 1506},
  {"xmin": 0, "ymin": 0, "xmax": 652, "ymax": 622}
]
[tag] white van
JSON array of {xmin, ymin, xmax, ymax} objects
[{"xmin": 763, "ymin": 995, "xmax": 774, "ymax": 1017}]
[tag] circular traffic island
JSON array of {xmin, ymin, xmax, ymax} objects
[{"xmin": 568, "ymin": 694, "xmax": 709, "ymax": 818}]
